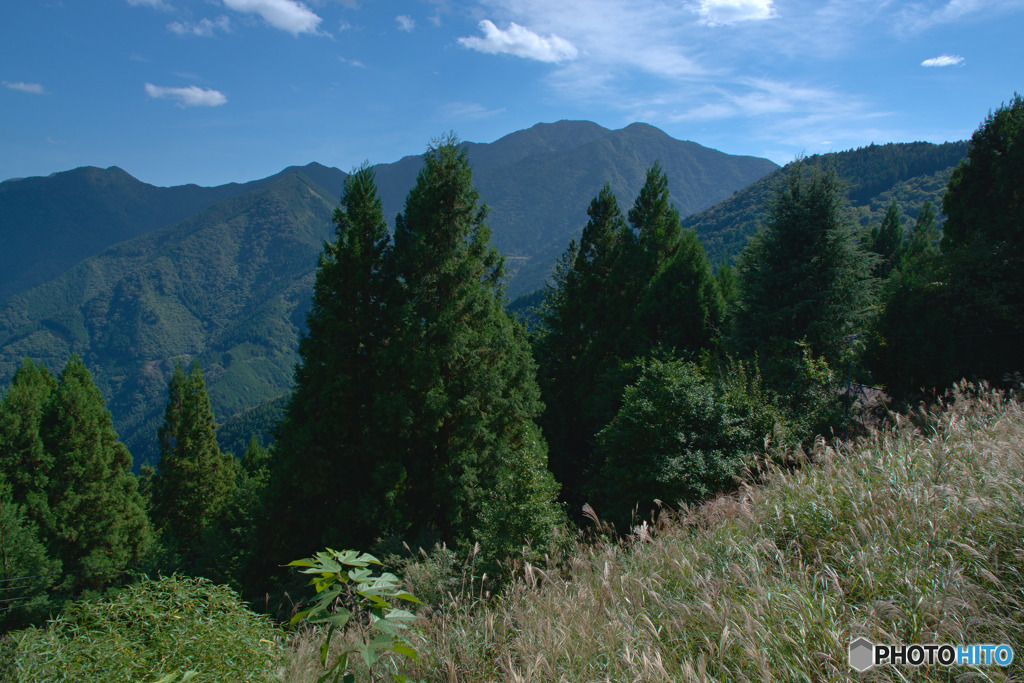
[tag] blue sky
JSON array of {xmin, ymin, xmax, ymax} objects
[{"xmin": 2, "ymin": 0, "xmax": 1021, "ymax": 187}]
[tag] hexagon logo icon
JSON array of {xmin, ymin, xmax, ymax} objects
[{"xmin": 849, "ymin": 638, "xmax": 875, "ymax": 672}]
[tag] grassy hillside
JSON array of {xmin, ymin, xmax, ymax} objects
[{"xmin": 391, "ymin": 383, "xmax": 1023, "ymax": 681}]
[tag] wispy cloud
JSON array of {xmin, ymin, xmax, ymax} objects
[
  {"xmin": 222, "ymin": 0, "xmax": 323, "ymax": 35},
  {"xmin": 458, "ymin": 20, "xmax": 578, "ymax": 63},
  {"xmin": 3, "ymin": 81, "xmax": 46, "ymax": 95},
  {"xmin": 168, "ymin": 16, "xmax": 231, "ymax": 36},
  {"xmin": 145, "ymin": 83, "xmax": 227, "ymax": 107},
  {"xmin": 437, "ymin": 101, "xmax": 507, "ymax": 121},
  {"xmin": 897, "ymin": 0, "xmax": 1024, "ymax": 31},
  {"xmin": 395, "ymin": 14, "xmax": 415, "ymax": 31},
  {"xmin": 696, "ymin": 0, "xmax": 775, "ymax": 26},
  {"xmin": 338, "ymin": 56, "xmax": 366, "ymax": 68},
  {"xmin": 126, "ymin": 0, "xmax": 171, "ymax": 10},
  {"xmin": 921, "ymin": 54, "xmax": 965, "ymax": 67}
]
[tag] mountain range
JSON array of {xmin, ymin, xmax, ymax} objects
[{"xmin": 0, "ymin": 121, "xmax": 966, "ymax": 467}]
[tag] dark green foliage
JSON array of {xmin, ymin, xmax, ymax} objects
[
  {"xmin": 535, "ymin": 186, "xmax": 632, "ymax": 506},
  {"xmin": 0, "ymin": 474, "xmax": 60, "ymax": 630},
  {"xmin": 215, "ymin": 393, "xmax": 287, "ymax": 458},
  {"xmin": 0, "ymin": 360, "xmax": 57, "ymax": 537},
  {"xmin": 267, "ymin": 148, "xmax": 562, "ymax": 572},
  {"xmin": 39, "ymin": 356, "xmax": 152, "ymax": 583},
  {"xmin": 637, "ymin": 229, "xmax": 725, "ymax": 354},
  {"xmin": 0, "ymin": 357, "xmax": 152, "ymax": 588},
  {"xmin": 536, "ymin": 169, "xmax": 725, "ymax": 512},
  {"xmin": 872, "ymin": 96, "xmax": 1024, "ymax": 392},
  {"xmin": 388, "ymin": 137, "xmax": 562, "ymax": 561},
  {"xmin": 684, "ymin": 141, "xmax": 967, "ymax": 267},
  {"xmin": 151, "ymin": 362, "xmax": 236, "ymax": 551},
  {"xmin": 866, "ymin": 201, "xmax": 903, "ymax": 279},
  {"xmin": 8, "ymin": 574, "xmax": 285, "ymax": 682},
  {"xmin": 734, "ymin": 163, "xmax": 876, "ymax": 370},
  {"xmin": 593, "ymin": 358, "xmax": 779, "ymax": 528},
  {"xmin": 939, "ymin": 94, "xmax": 1024, "ymax": 380},
  {"xmin": 266, "ymin": 164, "xmax": 401, "ymax": 560}
]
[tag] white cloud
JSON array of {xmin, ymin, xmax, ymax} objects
[
  {"xmin": 222, "ymin": 0, "xmax": 322, "ymax": 35},
  {"xmin": 3, "ymin": 81, "xmax": 46, "ymax": 95},
  {"xmin": 338, "ymin": 56, "xmax": 366, "ymax": 68},
  {"xmin": 921, "ymin": 54, "xmax": 965, "ymax": 67},
  {"xmin": 145, "ymin": 83, "xmax": 227, "ymax": 107},
  {"xmin": 697, "ymin": 0, "xmax": 775, "ymax": 26},
  {"xmin": 396, "ymin": 14, "xmax": 415, "ymax": 31},
  {"xmin": 437, "ymin": 101, "xmax": 506, "ymax": 120},
  {"xmin": 127, "ymin": 0, "xmax": 171, "ymax": 9},
  {"xmin": 458, "ymin": 20, "xmax": 578, "ymax": 63},
  {"xmin": 168, "ymin": 15, "xmax": 231, "ymax": 36}
]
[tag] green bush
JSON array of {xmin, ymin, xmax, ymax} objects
[
  {"xmin": 592, "ymin": 357, "xmax": 780, "ymax": 528},
  {"xmin": 9, "ymin": 574, "xmax": 285, "ymax": 682}
]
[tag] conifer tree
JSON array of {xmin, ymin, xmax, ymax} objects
[
  {"xmin": 0, "ymin": 360, "xmax": 58, "ymax": 535},
  {"xmin": 535, "ymin": 186, "xmax": 630, "ymax": 507},
  {"xmin": 734, "ymin": 163, "xmax": 875, "ymax": 369},
  {"xmin": 152, "ymin": 361, "xmax": 235, "ymax": 551},
  {"xmin": 39, "ymin": 355, "xmax": 152, "ymax": 582},
  {"xmin": 390, "ymin": 136, "xmax": 562, "ymax": 557},
  {"xmin": 0, "ymin": 472, "xmax": 60, "ymax": 627},
  {"xmin": 868, "ymin": 200, "xmax": 904, "ymax": 279},
  {"xmin": 265, "ymin": 164, "xmax": 399, "ymax": 558}
]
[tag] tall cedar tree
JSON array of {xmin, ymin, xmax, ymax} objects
[
  {"xmin": 734, "ymin": 163, "xmax": 875, "ymax": 369},
  {"xmin": 872, "ymin": 96, "xmax": 1024, "ymax": 391},
  {"xmin": 0, "ymin": 356, "xmax": 152, "ymax": 585},
  {"xmin": 265, "ymin": 165, "xmax": 400, "ymax": 559},
  {"xmin": 0, "ymin": 360, "xmax": 58, "ymax": 537},
  {"xmin": 535, "ymin": 186, "xmax": 630, "ymax": 508},
  {"xmin": 536, "ymin": 168, "xmax": 723, "ymax": 512},
  {"xmin": 390, "ymin": 136, "xmax": 561, "ymax": 559},
  {"xmin": 939, "ymin": 93, "xmax": 1024, "ymax": 380},
  {"xmin": 152, "ymin": 361, "xmax": 235, "ymax": 551},
  {"xmin": 266, "ymin": 147, "xmax": 561, "ymax": 566},
  {"xmin": 868, "ymin": 200, "xmax": 904, "ymax": 279}
]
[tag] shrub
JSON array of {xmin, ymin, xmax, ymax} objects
[
  {"xmin": 9, "ymin": 574, "xmax": 285, "ymax": 682},
  {"xmin": 592, "ymin": 357, "xmax": 779, "ymax": 528}
]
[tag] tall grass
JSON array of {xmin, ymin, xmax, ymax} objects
[{"xmin": 395, "ymin": 382, "xmax": 1024, "ymax": 681}]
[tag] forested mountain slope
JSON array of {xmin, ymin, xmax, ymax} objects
[
  {"xmin": 0, "ymin": 163, "xmax": 345, "ymax": 302},
  {"xmin": 0, "ymin": 172, "xmax": 336, "ymax": 464},
  {"xmin": 683, "ymin": 141, "xmax": 969, "ymax": 266}
]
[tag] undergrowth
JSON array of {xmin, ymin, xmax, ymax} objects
[{"xmin": 397, "ymin": 381, "xmax": 1024, "ymax": 681}]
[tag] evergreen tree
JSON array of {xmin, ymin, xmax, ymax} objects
[
  {"xmin": 39, "ymin": 355, "xmax": 152, "ymax": 583},
  {"xmin": 904, "ymin": 201, "xmax": 939, "ymax": 268},
  {"xmin": 390, "ymin": 136, "xmax": 562, "ymax": 558},
  {"xmin": 535, "ymin": 186, "xmax": 630, "ymax": 508},
  {"xmin": 734, "ymin": 163, "xmax": 876, "ymax": 369},
  {"xmin": 535, "ymin": 168, "xmax": 724, "ymax": 513},
  {"xmin": 0, "ymin": 473, "xmax": 60, "ymax": 628},
  {"xmin": 265, "ymin": 164, "xmax": 399, "ymax": 559},
  {"xmin": 636, "ymin": 229, "xmax": 725, "ymax": 354},
  {"xmin": 868, "ymin": 200, "xmax": 904, "ymax": 279},
  {"xmin": 0, "ymin": 360, "xmax": 58, "ymax": 536},
  {"xmin": 938, "ymin": 93, "xmax": 1024, "ymax": 380},
  {"xmin": 152, "ymin": 361, "xmax": 235, "ymax": 551},
  {"xmin": 265, "ymin": 146, "xmax": 561, "ymax": 568}
]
